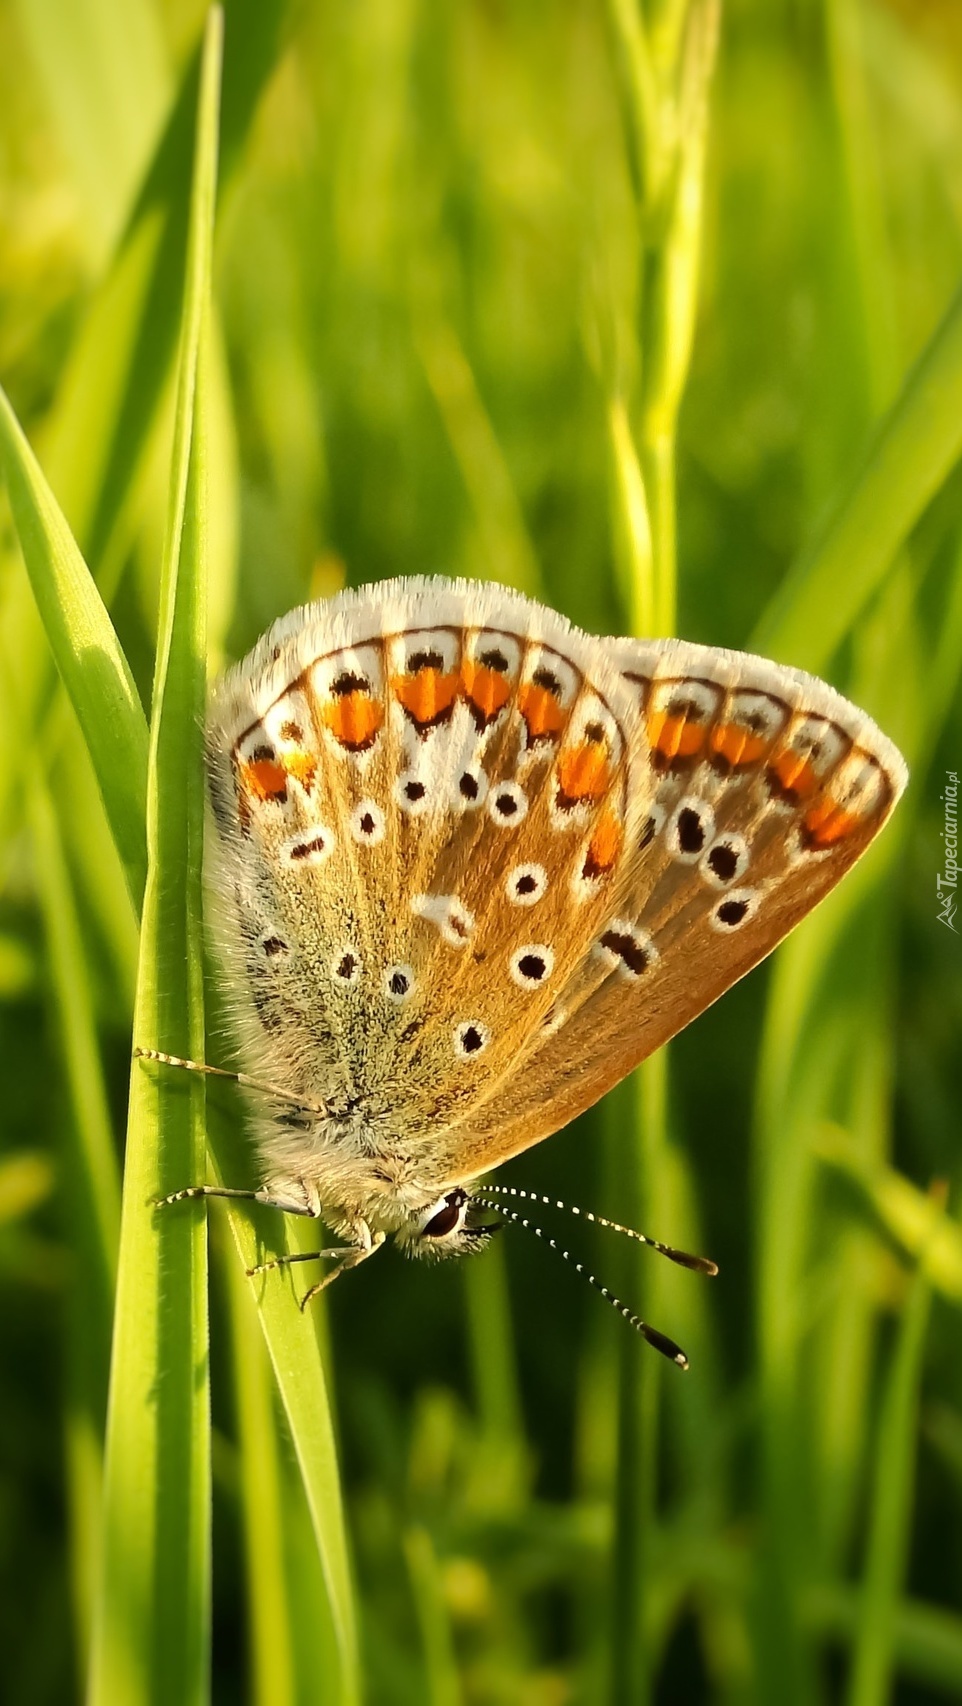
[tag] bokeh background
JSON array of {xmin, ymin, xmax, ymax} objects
[{"xmin": 1, "ymin": 1, "xmax": 961, "ymax": 1702}]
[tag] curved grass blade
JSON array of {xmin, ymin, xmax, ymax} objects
[
  {"xmin": 0, "ymin": 384, "xmax": 149, "ymax": 905},
  {"xmin": 753, "ymin": 274, "xmax": 962, "ymax": 671},
  {"xmin": 87, "ymin": 15, "xmax": 221, "ymax": 1702},
  {"xmin": 0, "ymin": 0, "xmax": 293, "ymax": 850}
]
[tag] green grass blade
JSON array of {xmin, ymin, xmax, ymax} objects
[
  {"xmin": 222, "ymin": 1232, "xmax": 298, "ymax": 1706},
  {"xmin": 811, "ymin": 1590, "xmax": 962, "ymax": 1696},
  {"xmin": 0, "ymin": 383, "xmax": 149, "ymax": 904},
  {"xmin": 753, "ymin": 275, "xmax": 962, "ymax": 670},
  {"xmin": 0, "ymin": 0, "xmax": 291, "ymax": 848},
  {"xmin": 27, "ymin": 774, "xmax": 121, "ymax": 1676},
  {"xmin": 216, "ymin": 1211, "xmax": 361, "ymax": 1703},
  {"xmin": 847, "ymin": 1248, "xmax": 934, "ymax": 1706},
  {"xmin": 415, "ymin": 315, "xmax": 542, "ymax": 594},
  {"xmin": 87, "ymin": 16, "xmax": 221, "ymax": 1702},
  {"xmin": 403, "ymin": 1526, "xmax": 461, "ymax": 1706}
]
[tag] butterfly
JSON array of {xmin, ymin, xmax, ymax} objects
[{"xmin": 146, "ymin": 577, "xmax": 906, "ymax": 1362}]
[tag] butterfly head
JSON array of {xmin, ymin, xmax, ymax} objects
[{"xmin": 394, "ymin": 1186, "xmax": 498, "ymax": 1261}]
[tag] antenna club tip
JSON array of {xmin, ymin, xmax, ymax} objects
[
  {"xmin": 704, "ymin": 1259, "xmax": 720, "ymax": 1277},
  {"xmin": 676, "ymin": 1354, "xmax": 690, "ymax": 1371}
]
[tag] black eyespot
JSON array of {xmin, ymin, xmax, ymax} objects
[
  {"xmin": 251, "ymin": 743, "xmax": 275, "ymax": 764},
  {"xmin": 479, "ymin": 648, "xmax": 509, "ymax": 672},
  {"xmin": 677, "ymin": 807, "xmax": 707, "ymax": 854},
  {"xmin": 717, "ymin": 898, "xmax": 749, "ymax": 928},
  {"xmin": 518, "ymin": 953, "xmax": 546, "ymax": 980},
  {"xmin": 708, "ymin": 842, "xmax": 739, "ymax": 882},
  {"xmin": 532, "ymin": 667, "xmax": 561, "ymax": 694},
  {"xmin": 459, "ymin": 772, "xmax": 479, "ymax": 800},
  {"xmin": 289, "ymin": 833, "xmax": 327, "ymax": 861},
  {"xmin": 454, "ymin": 1019, "xmax": 490, "ymax": 1057},
  {"xmin": 336, "ymin": 952, "xmax": 357, "ymax": 979},
  {"xmin": 495, "ymin": 792, "xmax": 518, "ymax": 817},
  {"xmin": 670, "ymin": 698, "xmax": 701, "ymax": 720},
  {"xmin": 407, "ymin": 650, "xmax": 444, "ymax": 672},
  {"xmin": 600, "ymin": 929, "xmax": 650, "ymax": 976},
  {"xmin": 404, "ymin": 780, "xmax": 426, "ymax": 802},
  {"xmin": 389, "ymin": 970, "xmax": 410, "ymax": 997},
  {"xmin": 262, "ymin": 936, "xmax": 287, "ymax": 957},
  {"xmin": 331, "ymin": 671, "xmax": 369, "ymax": 696},
  {"xmin": 585, "ymin": 722, "xmax": 605, "ymax": 743},
  {"xmin": 516, "ymin": 874, "xmax": 536, "ymax": 895},
  {"xmin": 423, "ymin": 1192, "xmax": 466, "ymax": 1238},
  {"xmin": 360, "ymin": 811, "xmax": 375, "ymax": 835}
]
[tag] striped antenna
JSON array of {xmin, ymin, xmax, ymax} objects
[
  {"xmin": 480, "ymin": 1183, "xmax": 718, "ymax": 1276},
  {"xmin": 473, "ymin": 1192, "xmax": 690, "ymax": 1369}
]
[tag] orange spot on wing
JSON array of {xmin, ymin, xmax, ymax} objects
[
  {"xmin": 557, "ymin": 742, "xmax": 609, "ymax": 805},
  {"xmin": 709, "ymin": 722, "xmax": 769, "ymax": 769},
  {"xmin": 241, "ymin": 758, "xmax": 288, "ymax": 802},
  {"xmin": 647, "ymin": 711, "xmax": 707, "ymax": 761},
  {"xmin": 801, "ymin": 797, "xmax": 861, "ymax": 849},
  {"xmin": 769, "ymin": 748, "xmax": 818, "ymax": 802},
  {"xmin": 584, "ymin": 807, "xmax": 622, "ymax": 877},
  {"xmin": 392, "ymin": 669, "xmax": 460, "ymax": 727},
  {"xmin": 320, "ymin": 692, "xmax": 384, "ymax": 752},
  {"xmin": 461, "ymin": 658, "xmax": 512, "ymax": 725},
  {"xmin": 518, "ymin": 681, "xmax": 566, "ymax": 744}
]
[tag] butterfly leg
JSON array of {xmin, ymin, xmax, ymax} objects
[
  {"xmin": 134, "ymin": 1046, "xmax": 328, "ymax": 1116},
  {"xmin": 297, "ymin": 1228, "xmax": 386, "ymax": 1310},
  {"xmin": 156, "ymin": 1181, "xmax": 323, "ymax": 1217}
]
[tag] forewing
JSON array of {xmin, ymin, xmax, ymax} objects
[
  {"xmin": 205, "ymin": 580, "xmax": 644, "ymax": 1140},
  {"xmin": 442, "ymin": 635, "xmax": 907, "ymax": 1181}
]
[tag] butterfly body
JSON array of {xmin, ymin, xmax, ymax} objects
[{"xmin": 202, "ymin": 576, "xmax": 906, "ymax": 1261}]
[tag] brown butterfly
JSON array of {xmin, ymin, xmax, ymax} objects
[{"xmin": 144, "ymin": 577, "xmax": 906, "ymax": 1363}]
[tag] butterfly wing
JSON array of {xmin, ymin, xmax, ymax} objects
[
  {"xmin": 205, "ymin": 578, "xmax": 905, "ymax": 1192},
  {"xmin": 443, "ymin": 634, "xmax": 907, "ymax": 1180},
  {"xmin": 205, "ymin": 579, "xmax": 642, "ymax": 1145}
]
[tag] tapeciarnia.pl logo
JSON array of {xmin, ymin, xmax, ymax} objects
[{"xmin": 937, "ymin": 770, "xmax": 958, "ymax": 933}]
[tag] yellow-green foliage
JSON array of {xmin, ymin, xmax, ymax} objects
[{"xmin": 0, "ymin": 3, "xmax": 960, "ymax": 1703}]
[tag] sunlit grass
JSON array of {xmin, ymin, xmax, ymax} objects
[{"xmin": 0, "ymin": 2, "xmax": 960, "ymax": 1702}]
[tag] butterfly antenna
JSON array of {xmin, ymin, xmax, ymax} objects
[
  {"xmin": 473, "ymin": 1193, "xmax": 690, "ymax": 1368},
  {"xmin": 480, "ymin": 1183, "xmax": 718, "ymax": 1276}
]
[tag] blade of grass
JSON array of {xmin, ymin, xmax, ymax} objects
[
  {"xmin": 216, "ymin": 1209, "xmax": 360, "ymax": 1703},
  {"xmin": 87, "ymin": 15, "xmax": 221, "ymax": 1702},
  {"xmin": 27, "ymin": 772, "xmax": 121, "ymax": 1679},
  {"xmin": 414, "ymin": 313, "xmax": 542, "ymax": 595},
  {"xmin": 403, "ymin": 1525, "xmax": 461, "ymax": 1706},
  {"xmin": 753, "ymin": 274, "xmax": 962, "ymax": 671},
  {"xmin": 0, "ymin": 0, "xmax": 292, "ymax": 842},
  {"xmin": 602, "ymin": 9, "xmax": 720, "ymax": 1700},
  {"xmin": 0, "ymin": 383, "xmax": 149, "ymax": 905},
  {"xmin": 2, "ymin": 32, "xmax": 359, "ymax": 1689},
  {"xmin": 221, "ymin": 1229, "xmax": 298, "ymax": 1706},
  {"xmin": 806, "ymin": 1586, "xmax": 962, "ymax": 1696},
  {"xmin": 847, "ymin": 1234, "xmax": 935, "ymax": 1706}
]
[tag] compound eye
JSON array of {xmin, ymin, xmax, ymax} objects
[{"xmin": 421, "ymin": 1190, "xmax": 467, "ymax": 1238}]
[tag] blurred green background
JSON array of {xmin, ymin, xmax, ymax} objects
[{"xmin": 1, "ymin": 1, "xmax": 961, "ymax": 1702}]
